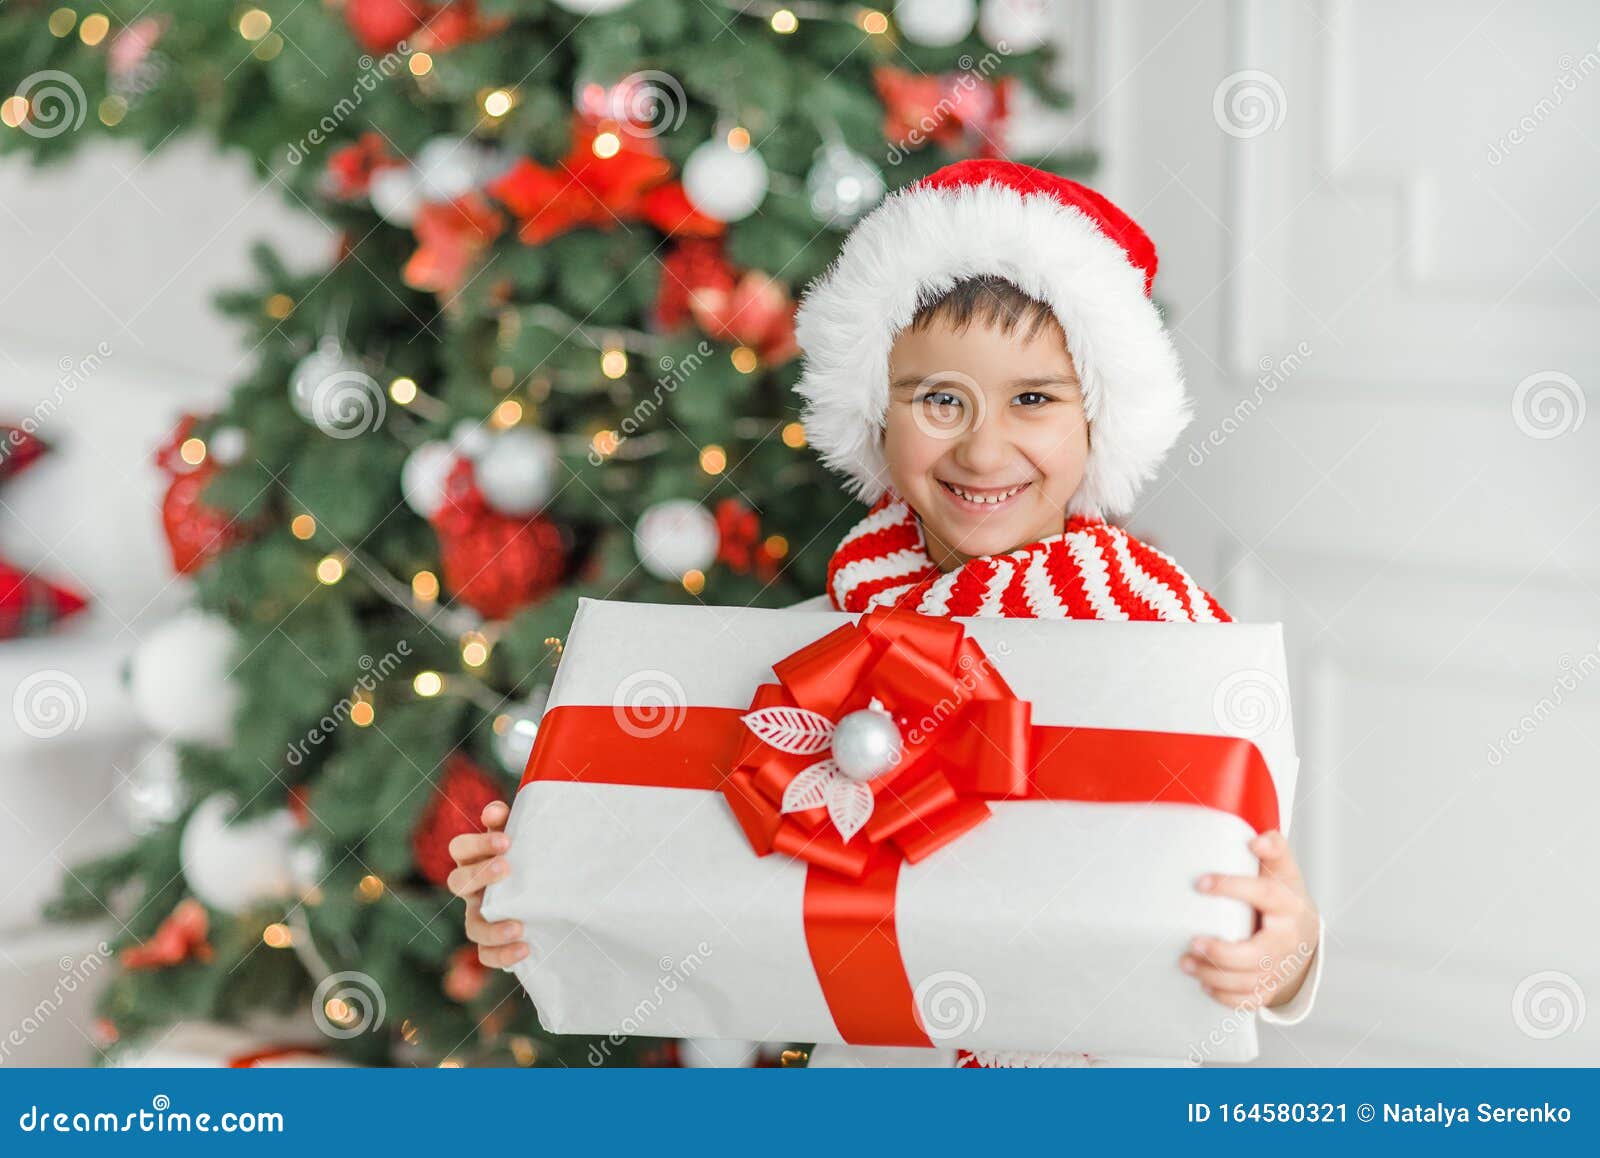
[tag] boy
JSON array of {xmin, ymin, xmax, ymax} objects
[{"xmin": 452, "ymin": 160, "xmax": 1323, "ymax": 1067}]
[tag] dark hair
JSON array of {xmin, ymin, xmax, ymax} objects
[{"xmin": 907, "ymin": 274, "xmax": 1063, "ymax": 344}]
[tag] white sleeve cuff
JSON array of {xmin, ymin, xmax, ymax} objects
[{"xmin": 1257, "ymin": 915, "xmax": 1325, "ymax": 1027}]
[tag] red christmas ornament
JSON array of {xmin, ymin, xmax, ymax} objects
[
  {"xmin": 443, "ymin": 943, "xmax": 489, "ymax": 1002},
  {"xmin": 324, "ymin": 131, "xmax": 401, "ymax": 200},
  {"xmin": 402, "ymin": 193, "xmax": 505, "ymax": 297},
  {"xmin": 873, "ymin": 66, "xmax": 1013, "ymax": 159},
  {"xmin": 654, "ymin": 237, "xmax": 738, "ymax": 331},
  {"xmin": 430, "ymin": 459, "xmax": 566, "ymax": 620},
  {"xmin": 286, "ymin": 784, "xmax": 313, "ymax": 828},
  {"xmin": 714, "ymin": 498, "xmax": 778, "ymax": 580},
  {"xmin": 415, "ymin": 0, "xmax": 509, "ymax": 53},
  {"xmin": 154, "ymin": 415, "xmax": 247, "ymax": 576},
  {"xmin": 0, "ymin": 424, "xmax": 88, "ymax": 637},
  {"xmin": 688, "ymin": 271, "xmax": 798, "ymax": 365},
  {"xmin": 121, "ymin": 898, "xmax": 214, "ymax": 970},
  {"xmin": 412, "ymin": 754, "xmax": 506, "ymax": 888},
  {"xmin": 343, "ymin": 0, "xmax": 423, "ymax": 53},
  {"xmin": 489, "ymin": 115, "xmax": 724, "ymax": 246}
]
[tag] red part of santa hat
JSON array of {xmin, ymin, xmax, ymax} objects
[{"xmin": 793, "ymin": 159, "xmax": 1189, "ymax": 519}]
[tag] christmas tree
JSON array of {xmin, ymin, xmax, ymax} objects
[{"xmin": 1, "ymin": 0, "xmax": 1084, "ymax": 1066}]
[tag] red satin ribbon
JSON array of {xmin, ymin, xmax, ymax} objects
[{"xmin": 518, "ymin": 610, "xmax": 1280, "ymax": 1047}]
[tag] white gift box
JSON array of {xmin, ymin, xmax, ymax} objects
[{"xmin": 482, "ymin": 598, "xmax": 1299, "ymax": 1062}]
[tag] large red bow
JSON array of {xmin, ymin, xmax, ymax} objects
[{"xmin": 721, "ymin": 609, "xmax": 1030, "ymax": 879}]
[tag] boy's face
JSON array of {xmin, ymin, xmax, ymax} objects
[{"xmin": 883, "ymin": 312, "xmax": 1089, "ymax": 570}]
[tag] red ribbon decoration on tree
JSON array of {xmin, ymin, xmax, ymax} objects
[{"xmin": 520, "ymin": 607, "xmax": 1280, "ymax": 1047}]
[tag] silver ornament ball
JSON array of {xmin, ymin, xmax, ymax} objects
[
  {"xmin": 806, "ymin": 144, "xmax": 885, "ymax": 229},
  {"xmin": 120, "ymin": 742, "xmax": 186, "ymax": 835},
  {"xmin": 493, "ymin": 688, "xmax": 550, "ymax": 775},
  {"xmin": 831, "ymin": 708, "xmax": 903, "ymax": 782}
]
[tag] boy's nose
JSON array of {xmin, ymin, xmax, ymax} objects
[{"xmin": 950, "ymin": 412, "xmax": 1014, "ymax": 475}]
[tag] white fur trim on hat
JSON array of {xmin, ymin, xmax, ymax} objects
[{"xmin": 792, "ymin": 176, "xmax": 1191, "ymax": 519}]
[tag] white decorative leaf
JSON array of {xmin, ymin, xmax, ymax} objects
[
  {"xmin": 741, "ymin": 706, "xmax": 835, "ymax": 755},
  {"xmin": 781, "ymin": 759, "xmax": 836, "ymax": 814},
  {"xmin": 827, "ymin": 779, "xmax": 875, "ymax": 842}
]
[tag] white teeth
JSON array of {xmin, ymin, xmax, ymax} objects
[{"xmin": 947, "ymin": 483, "xmax": 1024, "ymax": 504}]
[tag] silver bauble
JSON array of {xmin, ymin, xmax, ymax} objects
[
  {"xmin": 120, "ymin": 742, "xmax": 186, "ymax": 835},
  {"xmin": 806, "ymin": 144, "xmax": 885, "ymax": 229},
  {"xmin": 209, "ymin": 426, "xmax": 247, "ymax": 465},
  {"xmin": 289, "ymin": 337, "xmax": 384, "ymax": 438},
  {"xmin": 831, "ymin": 707, "xmax": 903, "ymax": 782},
  {"xmin": 681, "ymin": 139, "xmax": 769, "ymax": 223},
  {"xmin": 401, "ymin": 441, "xmax": 457, "ymax": 518},
  {"xmin": 634, "ymin": 499, "xmax": 719, "ymax": 580},
  {"xmin": 493, "ymin": 688, "xmax": 550, "ymax": 775},
  {"xmin": 475, "ymin": 428, "xmax": 559, "ymax": 516},
  {"xmin": 450, "ymin": 418, "xmax": 493, "ymax": 461},
  {"xmin": 895, "ymin": 0, "xmax": 977, "ymax": 46}
]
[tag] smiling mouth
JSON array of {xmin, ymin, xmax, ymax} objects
[{"xmin": 937, "ymin": 479, "xmax": 1032, "ymax": 509}]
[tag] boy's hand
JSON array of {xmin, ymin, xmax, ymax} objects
[
  {"xmin": 1182, "ymin": 829, "xmax": 1320, "ymax": 1010},
  {"xmin": 447, "ymin": 801, "xmax": 529, "ymax": 969}
]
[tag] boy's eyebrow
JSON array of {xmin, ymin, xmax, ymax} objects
[{"xmin": 889, "ymin": 373, "xmax": 1081, "ymax": 391}]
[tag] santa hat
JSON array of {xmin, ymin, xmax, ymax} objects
[{"xmin": 792, "ymin": 159, "xmax": 1189, "ymax": 520}]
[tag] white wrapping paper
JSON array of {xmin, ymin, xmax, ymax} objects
[{"xmin": 482, "ymin": 599, "xmax": 1299, "ymax": 1061}]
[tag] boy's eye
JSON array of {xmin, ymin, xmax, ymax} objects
[
  {"xmin": 916, "ymin": 390, "xmax": 964, "ymax": 409},
  {"xmin": 1014, "ymin": 391, "xmax": 1053, "ymax": 407}
]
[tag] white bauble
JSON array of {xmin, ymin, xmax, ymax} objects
[
  {"xmin": 475, "ymin": 428, "xmax": 559, "ymax": 516},
  {"xmin": 450, "ymin": 418, "xmax": 493, "ymax": 461},
  {"xmin": 415, "ymin": 136, "xmax": 507, "ymax": 202},
  {"xmin": 805, "ymin": 143, "xmax": 886, "ymax": 229},
  {"xmin": 288, "ymin": 839, "xmax": 325, "ymax": 893},
  {"xmin": 369, "ymin": 165, "xmax": 422, "ymax": 225},
  {"xmin": 401, "ymin": 441, "xmax": 458, "ymax": 519},
  {"xmin": 551, "ymin": 0, "xmax": 636, "ymax": 12},
  {"xmin": 289, "ymin": 338, "xmax": 384, "ymax": 438},
  {"xmin": 681, "ymin": 139, "xmax": 768, "ymax": 223},
  {"xmin": 634, "ymin": 500, "xmax": 719, "ymax": 580},
  {"xmin": 130, "ymin": 611, "xmax": 240, "ymax": 746},
  {"xmin": 492, "ymin": 687, "xmax": 550, "ymax": 776},
  {"xmin": 289, "ymin": 337, "xmax": 355, "ymax": 419},
  {"xmin": 679, "ymin": 1038, "xmax": 760, "ymax": 1067},
  {"xmin": 209, "ymin": 426, "xmax": 247, "ymax": 466},
  {"xmin": 831, "ymin": 707, "xmax": 903, "ymax": 782},
  {"xmin": 119, "ymin": 741, "xmax": 186, "ymax": 835},
  {"xmin": 179, "ymin": 794, "xmax": 299, "ymax": 913},
  {"xmin": 895, "ymin": 0, "xmax": 976, "ymax": 46},
  {"xmin": 979, "ymin": 0, "xmax": 1052, "ymax": 52}
]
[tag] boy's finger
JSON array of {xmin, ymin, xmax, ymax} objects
[
  {"xmin": 446, "ymin": 856, "xmax": 510, "ymax": 899},
  {"xmin": 481, "ymin": 800, "xmax": 510, "ymax": 830},
  {"xmin": 1196, "ymin": 872, "xmax": 1294, "ymax": 914},
  {"xmin": 1188, "ymin": 934, "xmax": 1272, "ymax": 972},
  {"xmin": 1203, "ymin": 985, "xmax": 1263, "ymax": 1011},
  {"xmin": 465, "ymin": 911, "xmax": 526, "ymax": 948},
  {"xmin": 478, "ymin": 943, "xmax": 529, "ymax": 970},
  {"xmin": 1180, "ymin": 955, "xmax": 1257, "ymax": 992},
  {"xmin": 1249, "ymin": 830, "xmax": 1302, "ymax": 881},
  {"xmin": 448, "ymin": 829, "xmax": 510, "ymax": 866}
]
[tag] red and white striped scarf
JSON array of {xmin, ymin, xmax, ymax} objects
[{"xmin": 826, "ymin": 492, "xmax": 1230, "ymax": 623}]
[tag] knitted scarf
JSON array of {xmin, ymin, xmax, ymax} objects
[
  {"xmin": 826, "ymin": 492, "xmax": 1231, "ymax": 623},
  {"xmin": 824, "ymin": 491, "xmax": 1230, "ymax": 1069}
]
